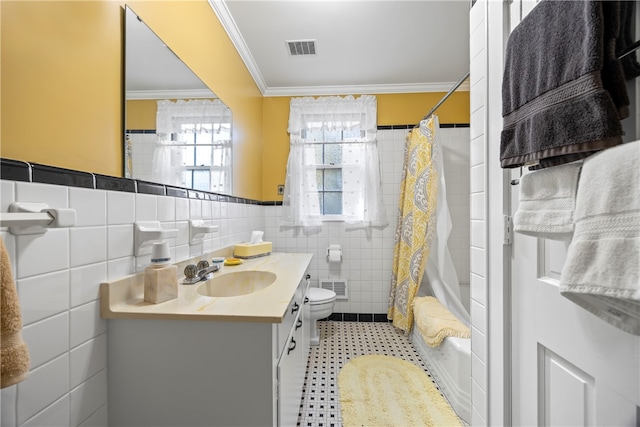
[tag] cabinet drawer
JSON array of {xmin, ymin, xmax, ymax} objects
[{"xmin": 277, "ymin": 272, "xmax": 310, "ymax": 357}]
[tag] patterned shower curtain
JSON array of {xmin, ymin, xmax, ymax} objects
[{"xmin": 388, "ymin": 116, "xmax": 440, "ymax": 333}]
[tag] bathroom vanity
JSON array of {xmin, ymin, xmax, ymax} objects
[{"xmin": 101, "ymin": 252, "xmax": 313, "ymax": 427}]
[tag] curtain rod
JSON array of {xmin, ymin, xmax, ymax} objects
[
  {"xmin": 618, "ymin": 39, "xmax": 640, "ymax": 59},
  {"xmin": 421, "ymin": 72, "xmax": 471, "ymax": 122}
]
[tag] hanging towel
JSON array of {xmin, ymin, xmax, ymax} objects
[
  {"xmin": 513, "ymin": 161, "xmax": 582, "ymax": 240},
  {"xmin": 412, "ymin": 296, "xmax": 470, "ymax": 348},
  {"xmin": 500, "ymin": 0, "xmax": 627, "ymax": 170},
  {"xmin": 560, "ymin": 141, "xmax": 640, "ymax": 335},
  {"xmin": 1, "ymin": 237, "xmax": 30, "ymax": 388}
]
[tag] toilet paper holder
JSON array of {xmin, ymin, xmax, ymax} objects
[{"xmin": 326, "ymin": 245, "xmax": 342, "ymax": 263}]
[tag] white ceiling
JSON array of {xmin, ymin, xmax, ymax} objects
[
  {"xmin": 215, "ymin": 0, "xmax": 471, "ymax": 96},
  {"xmin": 125, "ymin": 1, "xmax": 471, "ymax": 99}
]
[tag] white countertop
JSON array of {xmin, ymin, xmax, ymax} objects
[{"xmin": 100, "ymin": 252, "xmax": 313, "ymax": 323}]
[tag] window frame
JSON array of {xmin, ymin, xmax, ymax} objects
[{"xmin": 301, "ymin": 129, "xmax": 362, "ymax": 220}]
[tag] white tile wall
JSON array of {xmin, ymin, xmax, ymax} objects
[
  {"xmin": 0, "ymin": 126, "xmax": 470, "ymax": 426},
  {"xmin": 470, "ymin": 0, "xmax": 489, "ymax": 424},
  {"xmin": 0, "ymin": 180, "xmax": 265, "ymax": 427},
  {"xmin": 128, "ymin": 133, "xmax": 155, "ymax": 183}
]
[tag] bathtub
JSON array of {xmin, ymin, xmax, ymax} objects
[{"xmin": 410, "ymin": 326, "xmax": 471, "ymax": 424}]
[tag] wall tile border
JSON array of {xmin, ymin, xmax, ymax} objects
[
  {"xmin": 327, "ymin": 312, "xmax": 391, "ymax": 322},
  {"xmin": 377, "ymin": 123, "xmax": 470, "ymax": 130},
  {"xmin": 1, "ymin": 158, "xmax": 281, "ymax": 206},
  {"xmin": 31, "ymin": 163, "xmax": 94, "ymax": 189},
  {"xmin": 0, "ymin": 159, "xmax": 31, "ymax": 182}
]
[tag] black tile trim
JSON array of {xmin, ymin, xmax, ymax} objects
[
  {"xmin": 374, "ymin": 313, "xmax": 390, "ymax": 322},
  {"xmin": 377, "ymin": 124, "xmax": 412, "ymax": 130},
  {"xmin": 0, "ymin": 158, "xmax": 268, "ymax": 205},
  {"xmin": 343, "ymin": 313, "xmax": 358, "ymax": 322},
  {"xmin": 166, "ymin": 186, "xmax": 189, "ymax": 198},
  {"xmin": 439, "ymin": 123, "xmax": 470, "ymax": 128},
  {"xmin": 31, "ymin": 163, "xmax": 94, "ymax": 189},
  {"xmin": 125, "ymin": 129, "xmax": 157, "ymax": 134},
  {"xmin": 326, "ymin": 313, "xmax": 390, "ymax": 322},
  {"xmin": 0, "ymin": 159, "xmax": 31, "ymax": 182},
  {"xmin": 136, "ymin": 180, "xmax": 166, "ymax": 196},
  {"xmin": 378, "ymin": 123, "xmax": 470, "ymax": 130},
  {"xmin": 358, "ymin": 313, "xmax": 373, "ymax": 322},
  {"xmin": 95, "ymin": 174, "xmax": 136, "ymax": 192}
]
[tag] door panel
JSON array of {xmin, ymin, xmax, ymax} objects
[
  {"xmin": 513, "ymin": 229, "xmax": 640, "ymax": 425},
  {"xmin": 540, "ymin": 346, "xmax": 594, "ymax": 427}
]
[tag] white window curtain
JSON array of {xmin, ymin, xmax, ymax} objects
[
  {"xmin": 282, "ymin": 95, "xmax": 387, "ymax": 228},
  {"xmin": 154, "ymin": 99, "xmax": 232, "ymax": 192}
]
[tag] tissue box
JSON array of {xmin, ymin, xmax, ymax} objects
[{"xmin": 234, "ymin": 242, "xmax": 272, "ymax": 259}]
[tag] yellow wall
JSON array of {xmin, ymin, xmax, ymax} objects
[
  {"xmin": 261, "ymin": 91, "xmax": 470, "ymax": 200},
  {"xmin": 126, "ymin": 100, "xmax": 157, "ymax": 130},
  {"xmin": 1, "ymin": 1, "xmax": 122, "ymax": 176},
  {"xmin": 1, "ymin": 1, "xmax": 263, "ymax": 200}
]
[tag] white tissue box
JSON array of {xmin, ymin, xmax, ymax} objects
[{"xmin": 233, "ymin": 242, "xmax": 272, "ymax": 259}]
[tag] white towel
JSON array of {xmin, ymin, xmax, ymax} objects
[
  {"xmin": 560, "ymin": 141, "xmax": 640, "ymax": 335},
  {"xmin": 513, "ymin": 162, "xmax": 582, "ymax": 240}
]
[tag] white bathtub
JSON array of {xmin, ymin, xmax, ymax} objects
[{"xmin": 410, "ymin": 326, "xmax": 471, "ymax": 424}]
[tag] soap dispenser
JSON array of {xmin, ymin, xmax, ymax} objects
[{"xmin": 144, "ymin": 242, "xmax": 178, "ymax": 304}]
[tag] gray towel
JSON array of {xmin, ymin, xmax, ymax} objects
[{"xmin": 501, "ymin": 0, "xmax": 628, "ymax": 170}]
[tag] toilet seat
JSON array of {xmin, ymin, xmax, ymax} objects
[{"xmin": 308, "ymin": 287, "xmax": 336, "ymax": 305}]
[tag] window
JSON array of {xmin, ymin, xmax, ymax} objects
[
  {"xmin": 154, "ymin": 99, "xmax": 232, "ymax": 194},
  {"xmin": 176, "ymin": 121, "xmax": 232, "ymax": 193},
  {"xmin": 282, "ymin": 95, "xmax": 387, "ymax": 228},
  {"xmin": 301, "ymin": 128, "xmax": 364, "ymax": 216}
]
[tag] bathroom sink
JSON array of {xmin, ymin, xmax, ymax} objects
[{"xmin": 196, "ymin": 271, "xmax": 277, "ymax": 298}]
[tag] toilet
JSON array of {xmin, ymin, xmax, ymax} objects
[{"xmin": 307, "ymin": 287, "xmax": 337, "ymax": 345}]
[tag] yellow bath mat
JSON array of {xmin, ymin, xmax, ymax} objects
[
  {"xmin": 413, "ymin": 296, "xmax": 471, "ymax": 347},
  {"xmin": 338, "ymin": 354, "xmax": 463, "ymax": 427}
]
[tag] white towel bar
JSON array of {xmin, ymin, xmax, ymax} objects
[{"xmin": 0, "ymin": 202, "xmax": 76, "ymax": 235}]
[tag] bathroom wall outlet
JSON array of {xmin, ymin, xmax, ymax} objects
[{"xmin": 277, "ymin": 185, "xmax": 284, "ymax": 195}]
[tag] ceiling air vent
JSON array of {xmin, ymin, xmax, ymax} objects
[{"xmin": 286, "ymin": 40, "xmax": 316, "ymax": 56}]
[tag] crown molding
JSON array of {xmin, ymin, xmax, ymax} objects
[
  {"xmin": 125, "ymin": 89, "xmax": 217, "ymax": 100},
  {"xmin": 208, "ymin": 1, "xmax": 470, "ymax": 98},
  {"xmin": 262, "ymin": 81, "xmax": 470, "ymax": 97},
  {"xmin": 208, "ymin": 0, "xmax": 268, "ymax": 95}
]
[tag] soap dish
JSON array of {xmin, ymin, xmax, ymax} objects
[{"xmin": 224, "ymin": 258, "xmax": 243, "ymax": 266}]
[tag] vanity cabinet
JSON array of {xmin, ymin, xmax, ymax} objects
[{"xmin": 107, "ymin": 267, "xmax": 311, "ymax": 427}]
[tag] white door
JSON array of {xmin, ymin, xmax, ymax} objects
[
  {"xmin": 509, "ymin": 2, "xmax": 640, "ymax": 426},
  {"xmin": 511, "ymin": 232, "xmax": 640, "ymax": 426}
]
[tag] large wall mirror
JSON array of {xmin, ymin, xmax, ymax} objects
[{"xmin": 124, "ymin": 6, "xmax": 233, "ymax": 195}]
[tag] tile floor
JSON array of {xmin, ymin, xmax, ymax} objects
[{"xmin": 296, "ymin": 320, "xmax": 444, "ymax": 427}]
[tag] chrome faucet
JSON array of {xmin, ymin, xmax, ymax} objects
[{"xmin": 183, "ymin": 260, "xmax": 220, "ymax": 285}]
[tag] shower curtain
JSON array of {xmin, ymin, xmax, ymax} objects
[
  {"xmin": 388, "ymin": 116, "xmax": 469, "ymax": 333},
  {"xmin": 388, "ymin": 117, "xmax": 439, "ymax": 333}
]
